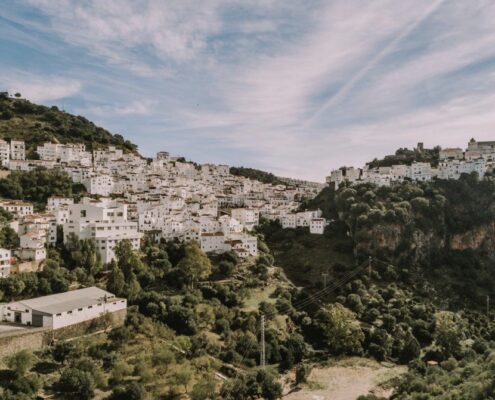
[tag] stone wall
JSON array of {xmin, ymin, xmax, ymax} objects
[
  {"xmin": 0, "ymin": 309, "xmax": 127, "ymax": 362},
  {"xmin": 0, "ymin": 328, "xmax": 50, "ymax": 364}
]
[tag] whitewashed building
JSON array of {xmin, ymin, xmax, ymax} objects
[
  {"xmin": 0, "ymin": 200, "xmax": 34, "ymax": 217},
  {"xmin": 63, "ymin": 202, "xmax": 142, "ymax": 263},
  {"xmin": 0, "ymin": 287, "xmax": 126, "ymax": 329},
  {"xmin": 0, "ymin": 248, "xmax": 11, "ymax": 278},
  {"xmin": 231, "ymin": 208, "xmax": 259, "ymax": 231},
  {"xmin": 10, "ymin": 140, "xmax": 25, "ymax": 160},
  {"xmin": 82, "ymin": 174, "xmax": 115, "ymax": 196},
  {"xmin": 310, "ymin": 218, "xmax": 326, "ymax": 234},
  {"xmin": 0, "ymin": 139, "xmax": 10, "ymax": 166}
]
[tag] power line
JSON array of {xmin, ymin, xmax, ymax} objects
[{"xmin": 231, "ymin": 258, "xmax": 372, "ymax": 375}]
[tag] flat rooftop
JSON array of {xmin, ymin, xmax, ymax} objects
[{"xmin": 13, "ymin": 287, "xmax": 119, "ymax": 315}]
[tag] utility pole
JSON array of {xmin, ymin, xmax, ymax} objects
[
  {"xmin": 260, "ymin": 315, "xmax": 266, "ymax": 368},
  {"xmin": 322, "ymin": 271, "xmax": 329, "ymax": 288},
  {"xmin": 368, "ymin": 256, "xmax": 372, "ymax": 279}
]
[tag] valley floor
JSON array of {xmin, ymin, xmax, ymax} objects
[{"xmin": 283, "ymin": 358, "xmax": 406, "ymax": 400}]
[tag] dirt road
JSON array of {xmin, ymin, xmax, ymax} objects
[{"xmin": 283, "ymin": 358, "xmax": 406, "ymax": 400}]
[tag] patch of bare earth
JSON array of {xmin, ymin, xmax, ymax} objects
[{"xmin": 283, "ymin": 357, "xmax": 407, "ymax": 400}]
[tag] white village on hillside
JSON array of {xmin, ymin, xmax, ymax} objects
[
  {"xmin": 0, "ymin": 137, "xmax": 490, "ymax": 337},
  {"xmin": 0, "ymin": 139, "xmax": 325, "ymax": 339},
  {"xmin": 327, "ymin": 139, "xmax": 490, "ymax": 188}
]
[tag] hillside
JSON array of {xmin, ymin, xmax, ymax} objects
[
  {"xmin": 261, "ymin": 169, "xmax": 495, "ymax": 399},
  {"xmin": 0, "ymin": 92, "xmax": 137, "ymax": 157},
  {"xmin": 229, "ymin": 166, "xmax": 286, "ymax": 185},
  {"xmin": 367, "ymin": 145, "xmax": 441, "ymax": 168}
]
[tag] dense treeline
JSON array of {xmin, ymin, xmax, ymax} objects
[
  {"xmin": 229, "ymin": 166, "xmax": 285, "ymax": 185},
  {"xmin": 304, "ymin": 172, "xmax": 495, "ymax": 305},
  {"xmin": 367, "ymin": 146, "xmax": 441, "ymax": 168},
  {"xmin": 0, "ymin": 93, "xmax": 136, "ymax": 155},
  {"xmin": 262, "ymin": 171, "xmax": 495, "ymax": 398},
  {"xmin": 0, "ymin": 167, "xmax": 86, "ymax": 208}
]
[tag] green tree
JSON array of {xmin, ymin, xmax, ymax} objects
[
  {"xmin": 177, "ymin": 242, "xmax": 212, "ymax": 288},
  {"xmin": 52, "ymin": 342, "xmax": 75, "ymax": 366},
  {"xmin": 109, "ymin": 382, "xmax": 146, "ymax": 400},
  {"xmin": 295, "ymin": 363, "xmax": 311, "ymax": 385},
  {"xmin": 7, "ymin": 350, "xmax": 35, "ymax": 377},
  {"xmin": 107, "ymin": 260, "xmax": 125, "ymax": 296},
  {"xmin": 314, "ymin": 303, "xmax": 364, "ymax": 355},
  {"xmin": 399, "ymin": 331, "xmax": 421, "ymax": 363},
  {"xmin": 169, "ymin": 363, "xmax": 193, "ymax": 394},
  {"xmin": 191, "ymin": 378, "xmax": 217, "ymax": 400},
  {"xmin": 57, "ymin": 368, "xmax": 95, "ymax": 400},
  {"xmin": 435, "ymin": 311, "xmax": 463, "ymax": 357}
]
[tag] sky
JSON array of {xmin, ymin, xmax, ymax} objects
[{"xmin": 2, "ymin": 1, "xmax": 495, "ymax": 181}]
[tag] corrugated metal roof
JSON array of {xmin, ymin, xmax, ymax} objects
[{"xmin": 15, "ymin": 287, "xmax": 118, "ymax": 315}]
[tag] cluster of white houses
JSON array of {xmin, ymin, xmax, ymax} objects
[
  {"xmin": 0, "ymin": 140, "xmax": 326, "ymax": 278},
  {"xmin": 327, "ymin": 139, "xmax": 492, "ymax": 189}
]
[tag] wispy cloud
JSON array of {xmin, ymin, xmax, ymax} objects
[
  {"xmin": 3, "ymin": 1, "xmax": 495, "ymax": 181},
  {"xmin": 4, "ymin": 73, "xmax": 81, "ymax": 102}
]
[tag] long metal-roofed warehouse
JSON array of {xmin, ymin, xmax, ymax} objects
[{"xmin": 0, "ymin": 287, "xmax": 127, "ymax": 329}]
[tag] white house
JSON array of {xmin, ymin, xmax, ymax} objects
[
  {"xmin": 0, "ymin": 287, "xmax": 126, "ymax": 329},
  {"xmin": 200, "ymin": 232, "xmax": 229, "ymax": 254},
  {"xmin": 0, "ymin": 139, "xmax": 10, "ymax": 166},
  {"xmin": 410, "ymin": 162, "xmax": 432, "ymax": 182},
  {"xmin": 18, "ymin": 230, "xmax": 47, "ymax": 261},
  {"xmin": 10, "ymin": 140, "xmax": 25, "ymax": 160},
  {"xmin": 231, "ymin": 208, "xmax": 259, "ymax": 231},
  {"xmin": 47, "ymin": 196, "xmax": 75, "ymax": 211},
  {"xmin": 439, "ymin": 148, "xmax": 464, "ymax": 160},
  {"xmin": 227, "ymin": 233, "xmax": 258, "ymax": 257},
  {"xmin": 280, "ymin": 214, "xmax": 297, "ymax": 229},
  {"xmin": 0, "ymin": 248, "xmax": 11, "ymax": 278},
  {"xmin": 63, "ymin": 202, "xmax": 142, "ymax": 263},
  {"xmin": 82, "ymin": 174, "xmax": 115, "ymax": 196},
  {"xmin": 0, "ymin": 200, "xmax": 34, "ymax": 217},
  {"xmin": 310, "ymin": 218, "xmax": 326, "ymax": 234}
]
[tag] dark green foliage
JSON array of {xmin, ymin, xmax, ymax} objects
[
  {"xmin": 230, "ymin": 166, "xmax": 285, "ymax": 185},
  {"xmin": 109, "ymin": 382, "xmax": 147, "ymax": 400},
  {"xmin": 0, "ymin": 168, "xmax": 83, "ymax": 208},
  {"xmin": 367, "ymin": 146, "xmax": 440, "ymax": 168},
  {"xmin": 0, "ymin": 226, "xmax": 19, "ymax": 249},
  {"xmin": 0, "ymin": 96, "xmax": 137, "ymax": 153},
  {"xmin": 57, "ymin": 368, "xmax": 95, "ymax": 400},
  {"xmin": 220, "ymin": 369, "xmax": 282, "ymax": 400}
]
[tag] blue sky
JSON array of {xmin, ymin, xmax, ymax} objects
[{"xmin": 2, "ymin": 0, "xmax": 495, "ymax": 181}]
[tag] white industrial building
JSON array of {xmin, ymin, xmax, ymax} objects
[{"xmin": 0, "ymin": 287, "xmax": 126, "ymax": 329}]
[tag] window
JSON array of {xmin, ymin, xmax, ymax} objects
[
  {"xmin": 88, "ymin": 306, "xmax": 93, "ymax": 309},
  {"xmin": 67, "ymin": 311, "xmax": 73, "ymax": 314},
  {"xmin": 80, "ymin": 210, "xmax": 87, "ymax": 217},
  {"xmin": 56, "ymin": 313, "xmax": 61, "ymax": 316},
  {"xmin": 78, "ymin": 308, "xmax": 83, "ymax": 311}
]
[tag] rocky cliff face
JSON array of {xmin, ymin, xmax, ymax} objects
[
  {"xmin": 356, "ymin": 222, "xmax": 495, "ymax": 260},
  {"xmin": 450, "ymin": 223, "xmax": 495, "ymax": 251}
]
